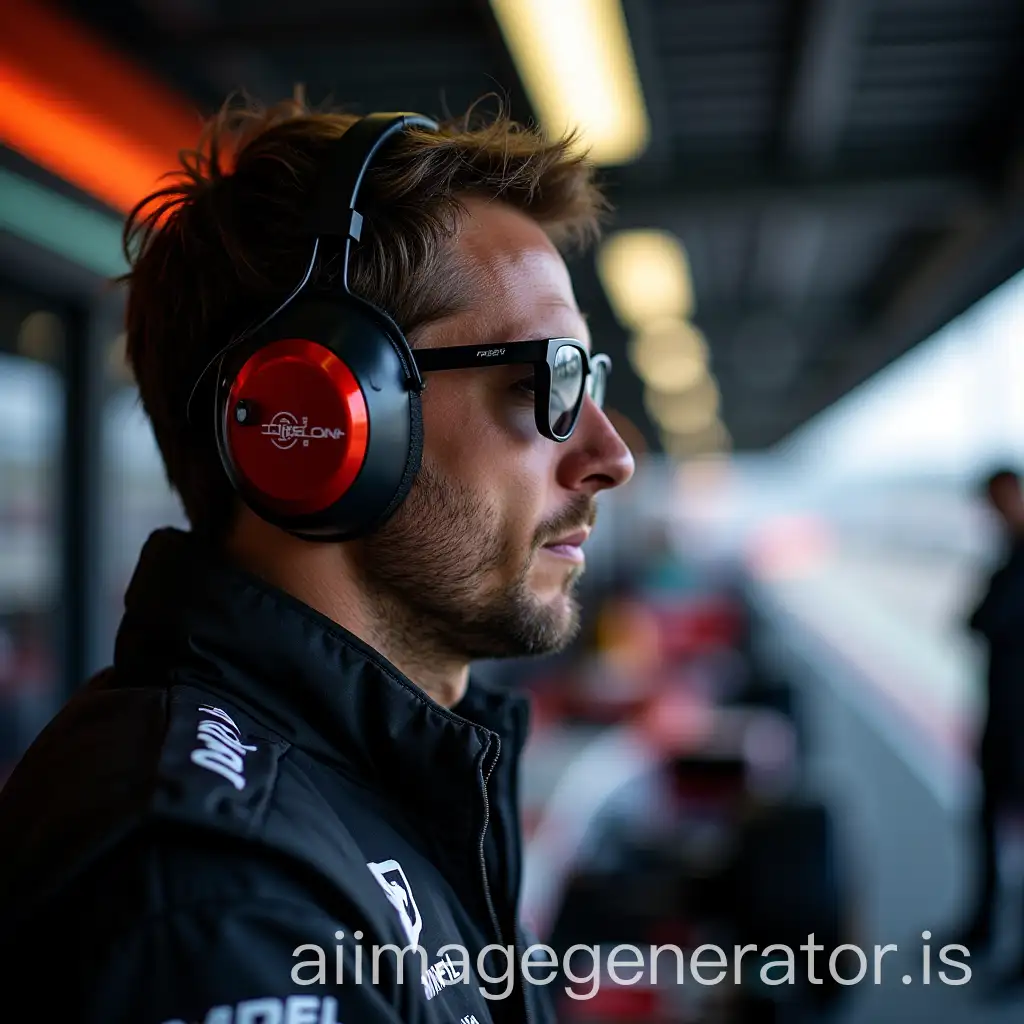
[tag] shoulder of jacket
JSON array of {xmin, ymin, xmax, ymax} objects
[
  {"xmin": 0, "ymin": 679, "xmax": 289, "ymax": 926},
  {"xmin": 133, "ymin": 686, "xmax": 408, "ymax": 947},
  {"xmin": 151, "ymin": 683, "xmax": 292, "ymax": 838},
  {"xmin": 153, "ymin": 689, "xmax": 375, "ymax": 889}
]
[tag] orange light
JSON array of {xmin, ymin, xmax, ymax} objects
[{"xmin": 0, "ymin": 0, "xmax": 200, "ymax": 214}]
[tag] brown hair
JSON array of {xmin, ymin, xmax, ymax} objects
[{"xmin": 122, "ymin": 95, "xmax": 608, "ymax": 541}]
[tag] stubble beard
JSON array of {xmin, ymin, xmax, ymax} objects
[{"xmin": 352, "ymin": 463, "xmax": 593, "ymax": 662}]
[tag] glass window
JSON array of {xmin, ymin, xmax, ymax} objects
[{"xmin": 0, "ymin": 286, "xmax": 65, "ymax": 783}]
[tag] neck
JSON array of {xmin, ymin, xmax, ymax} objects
[{"xmin": 225, "ymin": 515, "xmax": 470, "ymax": 708}]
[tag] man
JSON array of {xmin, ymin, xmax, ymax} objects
[
  {"xmin": 0, "ymin": 97, "xmax": 634, "ymax": 1023},
  {"xmin": 958, "ymin": 468, "xmax": 1024, "ymax": 985}
]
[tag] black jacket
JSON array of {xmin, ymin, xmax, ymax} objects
[
  {"xmin": 0, "ymin": 528, "xmax": 555, "ymax": 1024},
  {"xmin": 969, "ymin": 536, "xmax": 1024, "ymax": 799}
]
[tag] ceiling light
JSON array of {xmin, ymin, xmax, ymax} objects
[
  {"xmin": 598, "ymin": 231, "xmax": 694, "ymax": 328},
  {"xmin": 628, "ymin": 319, "xmax": 708, "ymax": 390},
  {"xmin": 662, "ymin": 421, "xmax": 732, "ymax": 459},
  {"xmin": 645, "ymin": 379, "xmax": 720, "ymax": 435},
  {"xmin": 489, "ymin": 0, "xmax": 650, "ymax": 166}
]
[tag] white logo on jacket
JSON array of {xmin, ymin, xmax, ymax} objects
[
  {"xmin": 189, "ymin": 705, "xmax": 257, "ymax": 791},
  {"xmin": 367, "ymin": 858, "xmax": 423, "ymax": 948},
  {"xmin": 161, "ymin": 994, "xmax": 341, "ymax": 1024}
]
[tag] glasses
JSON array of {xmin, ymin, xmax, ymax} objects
[{"xmin": 413, "ymin": 339, "xmax": 610, "ymax": 441}]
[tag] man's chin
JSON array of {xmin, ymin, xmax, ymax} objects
[
  {"xmin": 547, "ymin": 589, "xmax": 579, "ymax": 627},
  {"xmin": 464, "ymin": 588, "xmax": 580, "ymax": 661},
  {"xmin": 524, "ymin": 590, "xmax": 582, "ymax": 654}
]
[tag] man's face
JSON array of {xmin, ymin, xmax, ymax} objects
[{"xmin": 354, "ymin": 198, "xmax": 635, "ymax": 661}]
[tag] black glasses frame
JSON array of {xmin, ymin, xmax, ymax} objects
[{"xmin": 413, "ymin": 338, "xmax": 611, "ymax": 441}]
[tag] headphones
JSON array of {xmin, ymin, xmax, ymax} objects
[{"xmin": 186, "ymin": 113, "xmax": 440, "ymax": 542}]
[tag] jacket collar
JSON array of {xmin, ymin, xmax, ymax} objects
[{"xmin": 113, "ymin": 528, "xmax": 530, "ymax": 829}]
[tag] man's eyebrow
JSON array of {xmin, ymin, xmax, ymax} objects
[{"xmin": 557, "ymin": 299, "xmax": 587, "ymax": 318}]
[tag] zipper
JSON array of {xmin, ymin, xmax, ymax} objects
[
  {"xmin": 477, "ymin": 735, "xmax": 503, "ymax": 946},
  {"xmin": 478, "ymin": 734, "xmax": 534, "ymax": 1024}
]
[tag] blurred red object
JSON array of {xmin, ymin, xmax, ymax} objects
[
  {"xmin": 638, "ymin": 688, "xmax": 716, "ymax": 754},
  {"xmin": 649, "ymin": 595, "xmax": 742, "ymax": 659},
  {"xmin": 561, "ymin": 985, "xmax": 660, "ymax": 1021}
]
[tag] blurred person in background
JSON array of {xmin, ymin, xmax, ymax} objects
[
  {"xmin": 955, "ymin": 467, "xmax": 1024, "ymax": 985},
  {"xmin": 0, "ymin": 96, "xmax": 633, "ymax": 1023}
]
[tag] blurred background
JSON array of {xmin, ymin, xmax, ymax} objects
[{"xmin": 3, "ymin": 0, "xmax": 1024, "ymax": 1020}]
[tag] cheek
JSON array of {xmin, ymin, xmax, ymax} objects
[
  {"xmin": 420, "ymin": 374, "xmax": 520, "ymax": 473},
  {"xmin": 419, "ymin": 372, "xmax": 479, "ymax": 468},
  {"xmin": 498, "ymin": 464, "xmax": 546, "ymax": 553},
  {"xmin": 420, "ymin": 380, "xmax": 550, "ymax": 550},
  {"xmin": 420, "ymin": 373, "xmax": 534, "ymax": 454}
]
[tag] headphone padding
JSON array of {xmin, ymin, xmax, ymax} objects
[{"xmin": 371, "ymin": 385, "xmax": 423, "ymax": 532}]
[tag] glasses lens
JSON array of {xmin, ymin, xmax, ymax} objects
[
  {"xmin": 587, "ymin": 355, "xmax": 609, "ymax": 409},
  {"xmin": 549, "ymin": 344, "xmax": 585, "ymax": 438}
]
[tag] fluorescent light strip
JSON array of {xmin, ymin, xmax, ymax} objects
[
  {"xmin": 490, "ymin": 0, "xmax": 650, "ymax": 165},
  {"xmin": 645, "ymin": 378, "xmax": 720, "ymax": 435},
  {"xmin": 662, "ymin": 420, "xmax": 732, "ymax": 458},
  {"xmin": 628, "ymin": 319, "xmax": 708, "ymax": 390},
  {"xmin": 0, "ymin": 168, "xmax": 125, "ymax": 277},
  {"xmin": 598, "ymin": 231, "xmax": 694, "ymax": 328}
]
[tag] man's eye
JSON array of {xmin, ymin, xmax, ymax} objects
[{"xmin": 513, "ymin": 375, "xmax": 536, "ymax": 396}]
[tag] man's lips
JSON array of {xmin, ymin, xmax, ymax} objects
[
  {"xmin": 541, "ymin": 528, "xmax": 590, "ymax": 562},
  {"xmin": 544, "ymin": 529, "xmax": 590, "ymax": 548}
]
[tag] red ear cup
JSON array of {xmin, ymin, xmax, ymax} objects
[
  {"xmin": 224, "ymin": 338, "xmax": 370, "ymax": 516},
  {"xmin": 213, "ymin": 294, "xmax": 422, "ymax": 541},
  {"xmin": 196, "ymin": 114, "xmax": 437, "ymax": 540}
]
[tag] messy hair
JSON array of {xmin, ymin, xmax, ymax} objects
[{"xmin": 121, "ymin": 94, "xmax": 608, "ymax": 540}]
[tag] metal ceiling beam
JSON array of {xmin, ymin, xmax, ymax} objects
[
  {"xmin": 737, "ymin": 4, "xmax": 1024, "ymax": 449},
  {"xmin": 115, "ymin": 11, "xmax": 477, "ymax": 49},
  {"xmin": 784, "ymin": 0, "xmax": 869, "ymax": 173},
  {"xmin": 865, "ymin": 195, "xmax": 1024, "ymax": 369},
  {"xmin": 465, "ymin": 0, "xmax": 535, "ymax": 127},
  {"xmin": 608, "ymin": 172, "xmax": 985, "ymax": 226},
  {"xmin": 738, "ymin": 0, "xmax": 869, "ymax": 316},
  {"xmin": 619, "ymin": 0, "xmax": 675, "ymax": 170},
  {"xmin": 766, "ymin": 185, "xmax": 1024, "ymax": 447}
]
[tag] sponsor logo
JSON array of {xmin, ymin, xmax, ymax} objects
[
  {"xmin": 367, "ymin": 858, "xmax": 422, "ymax": 949},
  {"xmin": 189, "ymin": 705, "xmax": 257, "ymax": 792},
  {"xmin": 261, "ymin": 411, "xmax": 344, "ymax": 450},
  {"xmin": 476, "ymin": 348, "xmax": 506, "ymax": 358},
  {"xmin": 162, "ymin": 994, "xmax": 341, "ymax": 1024},
  {"xmin": 420, "ymin": 952, "xmax": 468, "ymax": 1002}
]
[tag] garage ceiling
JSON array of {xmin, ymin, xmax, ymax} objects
[{"xmin": 34, "ymin": 0, "xmax": 1024, "ymax": 451}]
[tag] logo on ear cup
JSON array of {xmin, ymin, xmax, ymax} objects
[
  {"xmin": 223, "ymin": 338, "xmax": 371, "ymax": 517},
  {"xmin": 261, "ymin": 410, "xmax": 345, "ymax": 450}
]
